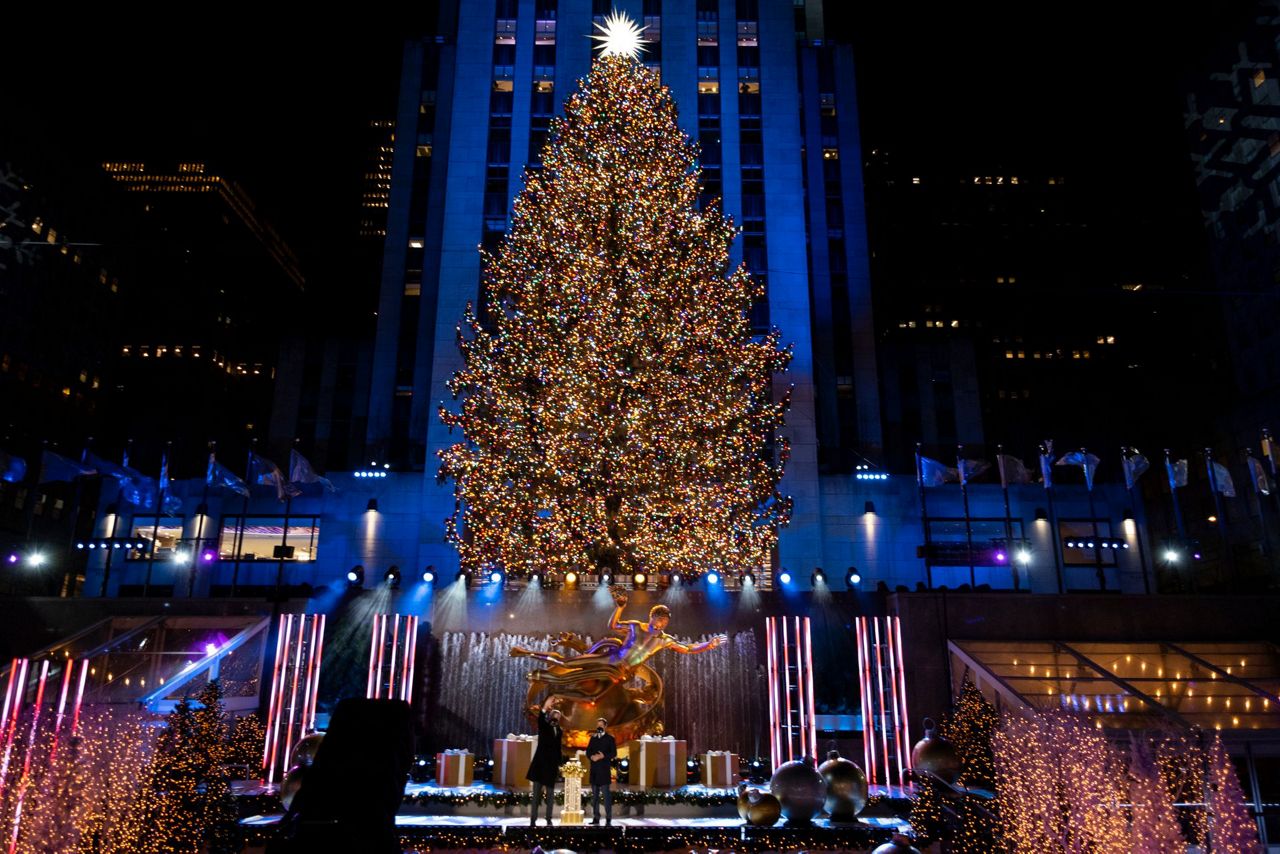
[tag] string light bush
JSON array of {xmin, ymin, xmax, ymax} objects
[{"xmin": 439, "ymin": 50, "xmax": 793, "ymax": 581}]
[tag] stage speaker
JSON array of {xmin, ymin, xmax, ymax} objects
[{"xmin": 268, "ymin": 698, "xmax": 413, "ymax": 853}]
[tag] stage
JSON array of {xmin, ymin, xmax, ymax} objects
[{"xmin": 237, "ymin": 781, "xmax": 913, "ymax": 851}]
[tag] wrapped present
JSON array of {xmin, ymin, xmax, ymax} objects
[
  {"xmin": 701, "ymin": 750, "xmax": 738, "ymax": 788},
  {"xmin": 626, "ymin": 736, "xmax": 687, "ymax": 789},
  {"xmin": 436, "ymin": 749, "xmax": 475, "ymax": 787},
  {"xmin": 493, "ymin": 736, "xmax": 536, "ymax": 789}
]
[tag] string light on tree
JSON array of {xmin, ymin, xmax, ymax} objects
[{"xmin": 439, "ymin": 50, "xmax": 793, "ymax": 580}]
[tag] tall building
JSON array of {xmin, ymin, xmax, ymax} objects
[
  {"xmin": 363, "ymin": 0, "xmax": 881, "ymax": 576},
  {"xmin": 1185, "ymin": 3, "xmax": 1280, "ymax": 451},
  {"xmin": 865, "ymin": 153, "xmax": 1222, "ymax": 472}
]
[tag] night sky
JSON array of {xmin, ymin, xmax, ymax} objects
[{"xmin": 4, "ymin": 3, "xmax": 1256, "ymax": 300}]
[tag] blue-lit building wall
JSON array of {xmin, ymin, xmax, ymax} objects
[
  {"xmin": 82, "ymin": 475, "xmax": 1158, "ymax": 598},
  {"xmin": 77, "ymin": 2, "xmax": 1160, "ymax": 598}
]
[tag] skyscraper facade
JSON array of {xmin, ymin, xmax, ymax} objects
[{"xmin": 363, "ymin": 0, "xmax": 880, "ymax": 576}]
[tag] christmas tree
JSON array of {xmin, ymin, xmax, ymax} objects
[
  {"xmin": 124, "ymin": 680, "xmax": 238, "ymax": 853},
  {"xmin": 1204, "ymin": 735, "xmax": 1262, "ymax": 853},
  {"xmin": 947, "ymin": 677, "xmax": 998, "ymax": 789},
  {"xmin": 440, "ymin": 25, "xmax": 792, "ymax": 579}
]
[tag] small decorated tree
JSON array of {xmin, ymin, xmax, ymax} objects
[
  {"xmin": 947, "ymin": 677, "xmax": 998, "ymax": 789},
  {"xmin": 124, "ymin": 679, "xmax": 238, "ymax": 853},
  {"xmin": 1205, "ymin": 735, "xmax": 1262, "ymax": 853}
]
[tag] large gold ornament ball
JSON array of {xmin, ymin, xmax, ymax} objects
[
  {"xmin": 871, "ymin": 836, "xmax": 924, "ymax": 854},
  {"xmin": 290, "ymin": 732, "xmax": 325, "ymax": 769},
  {"xmin": 910, "ymin": 718, "xmax": 960, "ymax": 784},
  {"xmin": 280, "ymin": 764, "xmax": 306, "ymax": 811},
  {"xmin": 768, "ymin": 759, "xmax": 827, "ymax": 825},
  {"xmin": 818, "ymin": 750, "xmax": 868, "ymax": 820},
  {"xmin": 736, "ymin": 784, "xmax": 781, "ymax": 826}
]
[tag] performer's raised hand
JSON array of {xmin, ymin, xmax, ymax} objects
[
  {"xmin": 610, "ymin": 586, "xmax": 629, "ymax": 608},
  {"xmin": 708, "ymin": 634, "xmax": 729, "ymax": 649}
]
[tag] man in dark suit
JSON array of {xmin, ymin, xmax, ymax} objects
[
  {"xmin": 586, "ymin": 716, "xmax": 617, "ymax": 826},
  {"xmin": 526, "ymin": 696, "xmax": 564, "ymax": 826}
]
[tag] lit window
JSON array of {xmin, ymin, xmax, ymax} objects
[
  {"xmin": 907, "ymin": 321, "xmax": 916, "ymax": 328},
  {"xmin": 408, "ymin": 239, "xmax": 424, "ymax": 249},
  {"xmin": 698, "ymin": 80, "xmax": 719, "ymax": 94},
  {"xmin": 1033, "ymin": 352, "xmax": 1041, "ymax": 359},
  {"xmin": 1008, "ymin": 276, "xmax": 1016, "ymax": 284},
  {"xmin": 1106, "ymin": 336, "xmax": 1115, "ymax": 345},
  {"xmin": 822, "ymin": 148, "xmax": 839, "ymax": 160},
  {"xmin": 1083, "ymin": 350, "xmax": 1091, "ymax": 359},
  {"xmin": 218, "ymin": 517, "xmax": 320, "ymax": 562},
  {"xmin": 911, "ymin": 177, "xmax": 921, "ymax": 185},
  {"xmin": 492, "ymin": 79, "xmax": 514, "ymax": 93},
  {"xmin": 1254, "ymin": 69, "xmax": 1266, "ymax": 88},
  {"xmin": 61, "ymin": 387, "xmax": 71, "ymax": 397},
  {"xmin": 404, "ymin": 283, "xmax": 422, "ymax": 296},
  {"xmin": 128, "ymin": 517, "xmax": 185, "ymax": 560},
  {"xmin": 1072, "ymin": 351, "xmax": 1080, "ymax": 359},
  {"xmin": 1096, "ymin": 336, "xmax": 1106, "ymax": 344},
  {"xmin": 1017, "ymin": 351, "xmax": 1025, "ymax": 359},
  {"xmin": 1010, "ymin": 176, "xmax": 1019, "ymax": 185},
  {"xmin": 950, "ymin": 319, "xmax": 959, "ymax": 328},
  {"xmin": 996, "ymin": 276, "xmax": 1005, "ymax": 284},
  {"xmin": 1005, "ymin": 351, "xmax": 1014, "ymax": 359}
]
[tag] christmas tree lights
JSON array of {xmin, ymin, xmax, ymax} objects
[{"xmin": 440, "ymin": 53, "xmax": 792, "ymax": 580}]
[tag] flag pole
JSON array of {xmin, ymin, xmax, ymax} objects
[
  {"xmin": 1246, "ymin": 450, "xmax": 1272, "ymax": 569},
  {"xmin": 1041, "ymin": 443, "xmax": 1064, "ymax": 594},
  {"xmin": 190, "ymin": 442, "xmax": 214, "ymax": 598},
  {"xmin": 275, "ymin": 440, "xmax": 299, "ymax": 603},
  {"xmin": 1080, "ymin": 447, "xmax": 1106, "ymax": 591},
  {"xmin": 144, "ymin": 441, "xmax": 172, "ymax": 598},
  {"xmin": 957, "ymin": 445, "xmax": 975, "ymax": 588},
  {"xmin": 997, "ymin": 444, "xmax": 1016, "ymax": 590},
  {"xmin": 1164, "ymin": 449, "xmax": 1187, "ymax": 544},
  {"xmin": 915, "ymin": 444, "xmax": 933, "ymax": 589},
  {"xmin": 1204, "ymin": 448, "xmax": 1236, "ymax": 588},
  {"xmin": 233, "ymin": 440, "xmax": 256, "ymax": 597},
  {"xmin": 99, "ymin": 441, "xmax": 130, "ymax": 598},
  {"xmin": 61, "ymin": 437, "xmax": 93, "ymax": 597},
  {"xmin": 1123, "ymin": 447, "xmax": 1151, "ymax": 594},
  {"xmin": 1263, "ymin": 428, "xmax": 1280, "ymax": 543}
]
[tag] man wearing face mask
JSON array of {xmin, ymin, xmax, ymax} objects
[{"xmin": 585, "ymin": 716, "xmax": 617, "ymax": 826}]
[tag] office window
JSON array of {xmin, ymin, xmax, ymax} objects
[
  {"xmin": 218, "ymin": 517, "xmax": 321, "ymax": 562},
  {"xmin": 127, "ymin": 517, "xmax": 185, "ymax": 561}
]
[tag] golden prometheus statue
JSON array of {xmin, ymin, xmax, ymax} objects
[{"xmin": 511, "ymin": 586, "xmax": 728, "ymax": 748}]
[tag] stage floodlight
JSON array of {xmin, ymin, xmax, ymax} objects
[
  {"xmin": 489, "ymin": 569, "xmax": 504, "ymax": 585},
  {"xmin": 633, "ymin": 572, "xmax": 646, "ymax": 587},
  {"xmin": 845, "ymin": 568, "xmax": 861, "ymax": 587},
  {"xmin": 778, "ymin": 570, "xmax": 792, "ymax": 585},
  {"xmin": 741, "ymin": 571, "xmax": 756, "ymax": 587},
  {"xmin": 422, "ymin": 567, "xmax": 436, "ymax": 584},
  {"xmin": 564, "ymin": 571, "xmax": 578, "ymax": 586},
  {"xmin": 529, "ymin": 571, "xmax": 544, "ymax": 587},
  {"xmin": 810, "ymin": 568, "xmax": 826, "ymax": 586},
  {"xmin": 347, "ymin": 565, "xmax": 365, "ymax": 587},
  {"xmin": 456, "ymin": 569, "xmax": 470, "ymax": 587},
  {"xmin": 706, "ymin": 571, "xmax": 720, "ymax": 586},
  {"xmin": 366, "ymin": 498, "xmax": 379, "ymax": 512},
  {"xmin": 26, "ymin": 553, "xmax": 45, "ymax": 568},
  {"xmin": 384, "ymin": 566, "xmax": 402, "ymax": 589}
]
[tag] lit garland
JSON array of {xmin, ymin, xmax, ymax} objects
[
  {"xmin": 993, "ymin": 712, "xmax": 1129, "ymax": 852},
  {"xmin": 439, "ymin": 53, "xmax": 793, "ymax": 580}
]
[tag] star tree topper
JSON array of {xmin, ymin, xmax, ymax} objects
[{"xmin": 590, "ymin": 10, "xmax": 647, "ymax": 58}]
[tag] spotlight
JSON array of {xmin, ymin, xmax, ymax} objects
[
  {"xmin": 26, "ymin": 553, "xmax": 45, "ymax": 568},
  {"xmin": 87, "ymin": 543, "xmax": 96, "ymax": 550},
  {"xmin": 489, "ymin": 569, "xmax": 504, "ymax": 585},
  {"xmin": 741, "ymin": 571, "xmax": 756, "ymax": 587},
  {"xmin": 778, "ymin": 570, "xmax": 792, "ymax": 585},
  {"xmin": 422, "ymin": 566, "xmax": 436, "ymax": 584},
  {"xmin": 201, "ymin": 550, "xmax": 216, "ymax": 563},
  {"xmin": 993, "ymin": 550, "xmax": 1007, "ymax": 563},
  {"xmin": 76, "ymin": 543, "xmax": 85, "ymax": 550},
  {"xmin": 1015, "ymin": 549, "xmax": 1031, "ymax": 565},
  {"xmin": 811, "ymin": 568, "xmax": 826, "ymax": 586},
  {"xmin": 1122, "ymin": 509, "xmax": 1134, "ymax": 522},
  {"xmin": 347, "ymin": 565, "xmax": 365, "ymax": 587},
  {"xmin": 706, "ymin": 570, "xmax": 720, "ymax": 586},
  {"xmin": 456, "ymin": 569, "xmax": 470, "ymax": 586},
  {"xmin": 633, "ymin": 572, "xmax": 646, "ymax": 587},
  {"xmin": 1034, "ymin": 507, "xmax": 1049, "ymax": 522},
  {"xmin": 384, "ymin": 565, "xmax": 402, "ymax": 588},
  {"xmin": 171, "ymin": 549, "xmax": 191, "ymax": 563},
  {"xmin": 5, "ymin": 554, "xmax": 17, "ymax": 565},
  {"xmin": 601, "ymin": 573, "xmax": 611, "ymax": 585},
  {"xmin": 204, "ymin": 643, "xmax": 218, "ymax": 657},
  {"xmin": 529, "ymin": 571, "xmax": 543, "ymax": 587},
  {"xmin": 366, "ymin": 498, "xmax": 379, "ymax": 512},
  {"xmin": 670, "ymin": 572, "xmax": 683, "ymax": 585},
  {"xmin": 845, "ymin": 567, "xmax": 861, "ymax": 586},
  {"xmin": 564, "ymin": 571, "xmax": 578, "ymax": 586},
  {"xmin": 864, "ymin": 500, "xmax": 876, "ymax": 515},
  {"xmin": 1162, "ymin": 549, "xmax": 1179, "ymax": 563}
]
